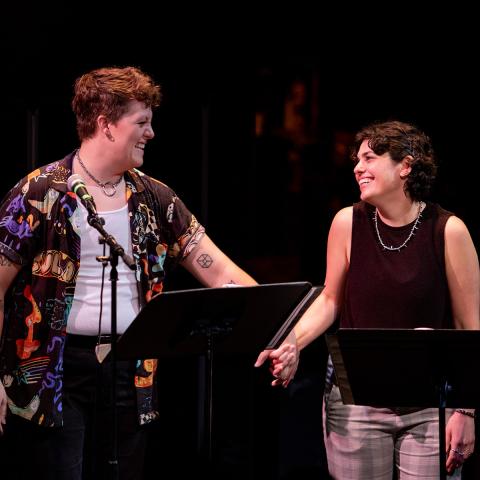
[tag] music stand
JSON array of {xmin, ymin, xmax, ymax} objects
[
  {"xmin": 326, "ymin": 328, "xmax": 480, "ymax": 480},
  {"xmin": 108, "ymin": 281, "xmax": 319, "ymax": 470}
]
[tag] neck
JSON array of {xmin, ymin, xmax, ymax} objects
[
  {"xmin": 76, "ymin": 143, "xmax": 123, "ymax": 183},
  {"xmin": 374, "ymin": 198, "xmax": 421, "ymax": 227},
  {"xmin": 74, "ymin": 149, "xmax": 125, "ymax": 200}
]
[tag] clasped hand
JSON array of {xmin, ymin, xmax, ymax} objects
[{"xmin": 254, "ymin": 332, "xmax": 299, "ymax": 387}]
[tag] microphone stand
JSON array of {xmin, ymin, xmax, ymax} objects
[{"xmin": 87, "ymin": 212, "xmax": 136, "ymax": 480}]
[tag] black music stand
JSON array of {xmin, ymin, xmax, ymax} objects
[
  {"xmin": 108, "ymin": 282, "xmax": 321, "ymax": 471},
  {"xmin": 326, "ymin": 328, "xmax": 480, "ymax": 480}
]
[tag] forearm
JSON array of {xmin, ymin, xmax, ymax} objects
[
  {"xmin": 294, "ymin": 292, "xmax": 338, "ymax": 351},
  {"xmin": 210, "ymin": 260, "xmax": 257, "ymax": 287},
  {"xmin": 181, "ymin": 234, "xmax": 257, "ymax": 287},
  {"xmin": 187, "ymin": 251, "xmax": 256, "ymax": 287}
]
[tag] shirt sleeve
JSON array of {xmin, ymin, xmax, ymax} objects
[
  {"xmin": 0, "ymin": 178, "xmax": 42, "ymax": 266},
  {"xmin": 166, "ymin": 193, "xmax": 205, "ymax": 260}
]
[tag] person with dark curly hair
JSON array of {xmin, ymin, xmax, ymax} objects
[
  {"xmin": 256, "ymin": 120, "xmax": 479, "ymax": 479},
  {"xmin": 0, "ymin": 66, "xmax": 256, "ymax": 479}
]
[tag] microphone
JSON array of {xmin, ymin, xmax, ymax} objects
[
  {"xmin": 67, "ymin": 174, "xmax": 98, "ymax": 217},
  {"xmin": 67, "ymin": 175, "xmax": 134, "ymax": 270}
]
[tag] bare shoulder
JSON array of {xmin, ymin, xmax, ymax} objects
[
  {"xmin": 444, "ymin": 216, "xmax": 478, "ymax": 264},
  {"xmin": 445, "ymin": 216, "xmax": 473, "ymax": 242},
  {"xmin": 331, "ymin": 206, "xmax": 353, "ymax": 231},
  {"xmin": 328, "ymin": 207, "xmax": 353, "ymax": 260}
]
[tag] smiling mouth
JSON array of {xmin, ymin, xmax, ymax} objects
[{"xmin": 359, "ymin": 179, "xmax": 372, "ymax": 186}]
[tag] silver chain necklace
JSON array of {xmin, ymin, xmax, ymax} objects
[
  {"xmin": 374, "ymin": 202, "xmax": 424, "ymax": 252},
  {"xmin": 76, "ymin": 152, "xmax": 123, "ymax": 197}
]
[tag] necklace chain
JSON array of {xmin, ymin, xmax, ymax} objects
[
  {"xmin": 76, "ymin": 151, "xmax": 123, "ymax": 197},
  {"xmin": 374, "ymin": 202, "xmax": 424, "ymax": 252}
]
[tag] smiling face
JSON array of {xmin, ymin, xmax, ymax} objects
[
  {"xmin": 106, "ymin": 100, "xmax": 155, "ymax": 172},
  {"xmin": 354, "ymin": 139, "xmax": 411, "ymax": 204}
]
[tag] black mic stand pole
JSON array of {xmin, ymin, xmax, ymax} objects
[{"xmin": 87, "ymin": 212, "xmax": 136, "ymax": 480}]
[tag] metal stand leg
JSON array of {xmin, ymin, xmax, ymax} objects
[{"xmin": 439, "ymin": 379, "xmax": 451, "ymax": 480}]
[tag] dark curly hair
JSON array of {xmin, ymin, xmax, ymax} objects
[
  {"xmin": 351, "ymin": 120, "xmax": 437, "ymax": 201},
  {"xmin": 72, "ymin": 66, "xmax": 162, "ymax": 141}
]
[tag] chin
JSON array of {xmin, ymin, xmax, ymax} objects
[
  {"xmin": 130, "ymin": 156, "xmax": 144, "ymax": 169},
  {"xmin": 359, "ymin": 191, "xmax": 368, "ymax": 202},
  {"xmin": 359, "ymin": 188, "xmax": 376, "ymax": 203}
]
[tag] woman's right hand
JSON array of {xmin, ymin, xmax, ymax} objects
[{"xmin": 255, "ymin": 331, "xmax": 299, "ymax": 387}]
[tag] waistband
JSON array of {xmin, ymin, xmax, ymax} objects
[{"xmin": 66, "ymin": 334, "xmax": 119, "ymax": 349}]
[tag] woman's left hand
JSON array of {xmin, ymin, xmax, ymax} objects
[{"xmin": 445, "ymin": 410, "xmax": 475, "ymax": 474}]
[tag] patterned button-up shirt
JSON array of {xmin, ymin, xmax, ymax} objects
[{"xmin": 0, "ymin": 151, "xmax": 204, "ymax": 427}]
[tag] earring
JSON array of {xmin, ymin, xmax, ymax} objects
[{"xmin": 105, "ymin": 130, "xmax": 115, "ymax": 142}]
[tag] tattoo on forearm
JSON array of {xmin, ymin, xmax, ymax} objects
[
  {"xmin": 196, "ymin": 253, "xmax": 213, "ymax": 269},
  {"xmin": 0, "ymin": 255, "xmax": 12, "ymax": 267}
]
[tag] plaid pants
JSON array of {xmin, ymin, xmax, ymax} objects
[{"xmin": 323, "ymin": 384, "xmax": 461, "ymax": 479}]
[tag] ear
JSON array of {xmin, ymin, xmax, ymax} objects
[
  {"xmin": 400, "ymin": 155, "xmax": 413, "ymax": 179},
  {"xmin": 97, "ymin": 115, "xmax": 108, "ymax": 131},
  {"xmin": 97, "ymin": 115, "xmax": 114, "ymax": 141}
]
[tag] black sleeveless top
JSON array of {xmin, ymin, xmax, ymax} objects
[{"xmin": 340, "ymin": 201, "xmax": 454, "ymax": 329}]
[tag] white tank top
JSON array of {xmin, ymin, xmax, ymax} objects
[{"xmin": 67, "ymin": 202, "xmax": 140, "ymax": 335}]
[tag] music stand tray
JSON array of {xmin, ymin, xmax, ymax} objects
[
  {"xmin": 112, "ymin": 281, "xmax": 321, "ymax": 360},
  {"xmin": 105, "ymin": 281, "xmax": 322, "ymax": 472},
  {"xmin": 325, "ymin": 328, "xmax": 480, "ymax": 479}
]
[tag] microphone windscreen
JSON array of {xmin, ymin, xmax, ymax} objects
[{"xmin": 67, "ymin": 174, "xmax": 85, "ymax": 191}]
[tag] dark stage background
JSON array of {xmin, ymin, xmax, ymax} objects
[{"xmin": 1, "ymin": 10, "xmax": 478, "ymax": 480}]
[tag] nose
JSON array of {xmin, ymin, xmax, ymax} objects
[
  {"xmin": 353, "ymin": 159, "xmax": 364, "ymax": 174},
  {"xmin": 145, "ymin": 125, "xmax": 155, "ymax": 139}
]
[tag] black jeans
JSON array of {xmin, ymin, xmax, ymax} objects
[{"xmin": 3, "ymin": 336, "xmax": 148, "ymax": 480}]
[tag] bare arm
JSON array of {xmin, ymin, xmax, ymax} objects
[
  {"xmin": 180, "ymin": 234, "xmax": 257, "ymax": 287},
  {"xmin": 255, "ymin": 207, "xmax": 352, "ymax": 384},
  {"xmin": 0, "ymin": 254, "xmax": 22, "ymax": 433},
  {"xmin": 444, "ymin": 216, "xmax": 480, "ymax": 330},
  {"xmin": 294, "ymin": 206, "xmax": 352, "ymax": 350},
  {"xmin": 443, "ymin": 216, "xmax": 479, "ymax": 473}
]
